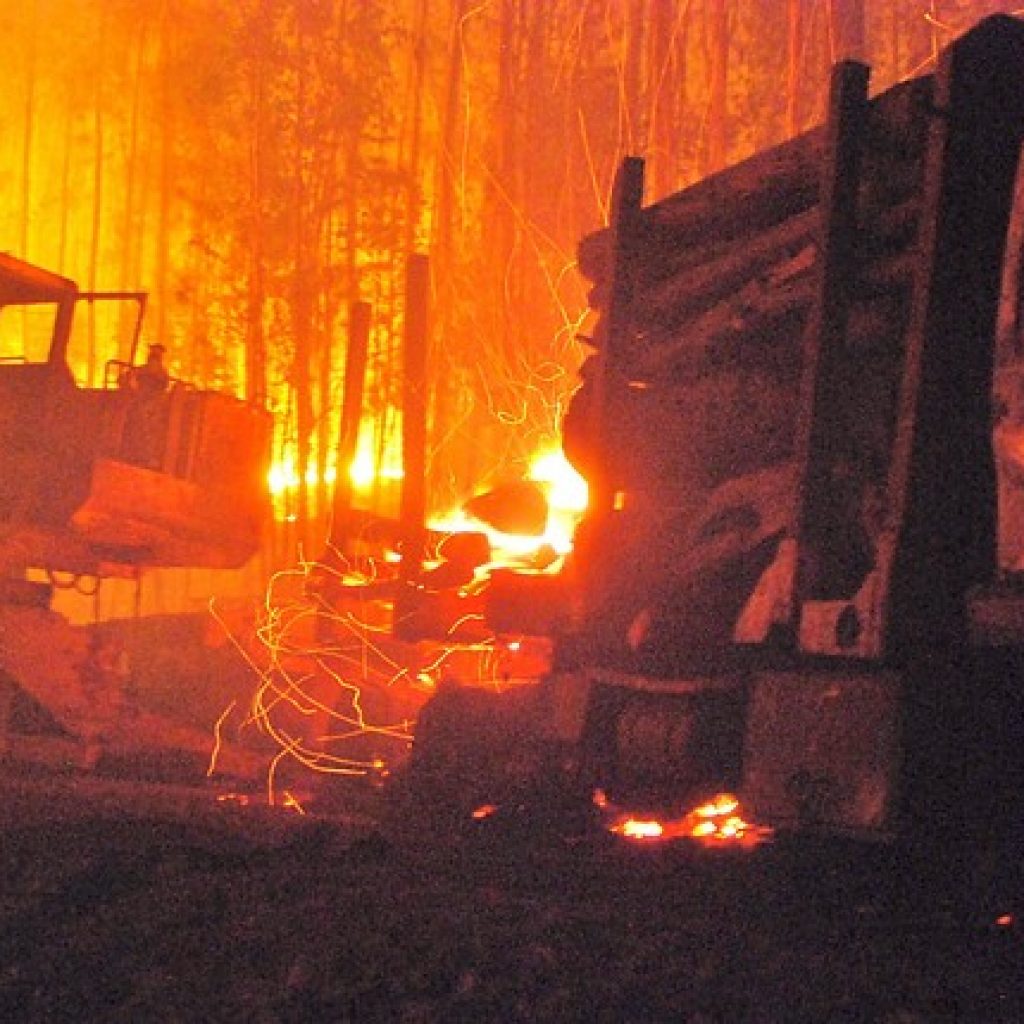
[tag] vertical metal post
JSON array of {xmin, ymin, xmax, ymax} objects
[
  {"xmin": 783, "ymin": 60, "xmax": 870, "ymax": 637},
  {"xmin": 587, "ymin": 156, "xmax": 644, "ymax": 529},
  {"xmin": 396, "ymin": 255, "xmax": 430, "ymax": 634},
  {"xmin": 326, "ymin": 301, "xmax": 371, "ymax": 555},
  {"xmin": 576, "ymin": 157, "xmax": 644, "ymax": 620}
]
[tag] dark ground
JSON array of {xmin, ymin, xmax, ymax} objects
[{"xmin": 1, "ymin": 759, "xmax": 1021, "ymax": 1024}]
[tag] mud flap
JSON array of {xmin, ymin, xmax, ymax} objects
[
  {"xmin": 741, "ymin": 670, "xmax": 900, "ymax": 834},
  {"xmin": 542, "ymin": 667, "xmax": 900, "ymax": 834},
  {"xmin": 546, "ymin": 671, "xmax": 747, "ymax": 810}
]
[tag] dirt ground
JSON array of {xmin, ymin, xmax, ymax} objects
[
  {"xmin": 1, "ymin": 758, "xmax": 1022, "ymax": 1024},
  {"xmin": 1, "ymin": 610, "xmax": 1022, "ymax": 1021}
]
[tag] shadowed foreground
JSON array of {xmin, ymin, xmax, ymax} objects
[{"xmin": 0, "ymin": 766, "xmax": 1021, "ymax": 1023}]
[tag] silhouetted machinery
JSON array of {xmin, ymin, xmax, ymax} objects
[
  {"xmin": 0, "ymin": 252, "xmax": 271, "ymax": 765},
  {"xmin": 425, "ymin": 15, "xmax": 1024, "ymax": 841},
  {"xmin": 0, "ymin": 253, "xmax": 271, "ymax": 578}
]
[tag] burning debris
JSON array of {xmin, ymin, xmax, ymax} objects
[
  {"xmin": 213, "ymin": 446, "xmax": 587, "ymax": 805},
  {"xmin": 601, "ymin": 790, "xmax": 773, "ymax": 848}
]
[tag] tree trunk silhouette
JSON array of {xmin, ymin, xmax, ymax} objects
[
  {"xmin": 245, "ymin": 0, "xmax": 270, "ymax": 407},
  {"xmin": 121, "ymin": 17, "xmax": 149, "ymax": 295},
  {"xmin": 292, "ymin": 0, "xmax": 315, "ymax": 555},
  {"xmin": 786, "ymin": 0, "xmax": 804, "ymax": 138},
  {"xmin": 155, "ymin": 0, "xmax": 174, "ymax": 347},
  {"xmin": 429, "ymin": 0, "xmax": 468, "ymax": 511},
  {"xmin": 87, "ymin": 7, "xmax": 109, "ymax": 387},
  {"xmin": 702, "ymin": 0, "xmax": 730, "ymax": 175},
  {"xmin": 20, "ymin": 0, "xmax": 39, "ymax": 261},
  {"xmin": 830, "ymin": 0, "xmax": 866, "ymax": 61},
  {"xmin": 623, "ymin": 0, "xmax": 646, "ymax": 155}
]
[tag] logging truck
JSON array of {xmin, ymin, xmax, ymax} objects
[{"xmin": 414, "ymin": 14, "xmax": 1024, "ymax": 842}]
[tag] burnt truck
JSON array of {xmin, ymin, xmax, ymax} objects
[
  {"xmin": 0, "ymin": 253, "xmax": 272, "ymax": 765},
  {"xmin": 415, "ymin": 14, "xmax": 1024, "ymax": 842}
]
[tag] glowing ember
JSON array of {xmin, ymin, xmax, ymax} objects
[
  {"xmin": 279, "ymin": 790, "xmax": 308, "ymax": 815},
  {"xmin": 604, "ymin": 791, "xmax": 772, "ymax": 847},
  {"xmin": 613, "ymin": 818, "xmax": 665, "ymax": 840},
  {"xmin": 694, "ymin": 793, "xmax": 740, "ymax": 818}
]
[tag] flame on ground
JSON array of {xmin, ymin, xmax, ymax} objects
[{"xmin": 604, "ymin": 791, "xmax": 773, "ymax": 848}]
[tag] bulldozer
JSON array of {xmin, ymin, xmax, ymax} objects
[
  {"xmin": 409, "ymin": 14, "xmax": 1024, "ymax": 844},
  {"xmin": 0, "ymin": 253, "xmax": 270, "ymax": 577},
  {"xmin": 0, "ymin": 252, "xmax": 272, "ymax": 769}
]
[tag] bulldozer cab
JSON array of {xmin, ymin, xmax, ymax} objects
[
  {"xmin": 0, "ymin": 253, "xmax": 271, "ymax": 577},
  {"xmin": 0, "ymin": 256, "xmax": 76, "ymax": 365},
  {"xmin": 0, "ymin": 253, "xmax": 145, "ymax": 372}
]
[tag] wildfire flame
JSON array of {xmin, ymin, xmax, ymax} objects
[{"xmin": 429, "ymin": 445, "xmax": 588, "ymax": 564}]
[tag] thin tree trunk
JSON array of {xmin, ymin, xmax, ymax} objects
[
  {"xmin": 702, "ymin": 0, "xmax": 730, "ymax": 175},
  {"xmin": 404, "ymin": 0, "xmax": 428, "ymax": 258},
  {"xmin": 317, "ymin": 215, "xmax": 336, "ymax": 533},
  {"xmin": 647, "ymin": 0, "xmax": 673, "ymax": 198},
  {"xmin": 293, "ymin": 0, "xmax": 315, "ymax": 554},
  {"xmin": 245, "ymin": 0, "xmax": 271, "ymax": 406},
  {"xmin": 121, "ymin": 18, "xmax": 149, "ymax": 294},
  {"xmin": 624, "ymin": 0, "xmax": 646, "ymax": 155},
  {"xmin": 494, "ymin": 0, "xmax": 517, "ymax": 361},
  {"xmin": 890, "ymin": 0, "xmax": 902, "ymax": 80},
  {"xmin": 58, "ymin": 85, "xmax": 73, "ymax": 273},
  {"xmin": 155, "ymin": 0, "xmax": 173, "ymax": 345},
  {"xmin": 429, "ymin": 0, "xmax": 468, "ymax": 510},
  {"xmin": 830, "ymin": 0, "xmax": 866, "ymax": 62},
  {"xmin": 434, "ymin": 0, "xmax": 465, "ymax": 281},
  {"xmin": 786, "ymin": 0, "xmax": 804, "ymax": 138},
  {"xmin": 20, "ymin": 0, "xmax": 39, "ymax": 261},
  {"xmin": 87, "ymin": 9, "xmax": 109, "ymax": 386}
]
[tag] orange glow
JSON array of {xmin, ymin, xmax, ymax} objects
[
  {"xmin": 267, "ymin": 452, "xmax": 404, "ymax": 498},
  {"xmin": 207, "ymin": 700, "xmax": 236, "ymax": 778},
  {"xmin": 268, "ymin": 460, "xmax": 297, "ymax": 496},
  {"xmin": 267, "ymin": 422, "xmax": 405, "ymax": 506},
  {"xmin": 613, "ymin": 818, "xmax": 665, "ymax": 840},
  {"xmin": 348, "ymin": 444, "xmax": 405, "ymax": 491},
  {"xmin": 216, "ymin": 791, "xmax": 251, "ymax": 806},
  {"xmin": 604, "ymin": 791, "xmax": 772, "ymax": 847},
  {"xmin": 231, "ymin": 443, "xmax": 582, "ymax": 797},
  {"xmin": 527, "ymin": 447, "xmax": 588, "ymax": 514},
  {"xmin": 526, "ymin": 445, "xmax": 588, "ymax": 555},
  {"xmin": 279, "ymin": 790, "xmax": 308, "ymax": 815},
  {"xmin": 996, "ymin": 914, "xmax": 1014, "ymax": 927},
  {"xmin": 694, "ymin": 793, "xmax": 740, "ymax": 818},
  {"xmin": 429, "ymin": 443, "xmax": 587, "ymax": 563},
  {"xmin": 472, "ymin": 803, "xmax": 499, "ymax": 820},
  {"xmin": 211, "ymin": 541, "xmax": 551, "ymax": 801}
]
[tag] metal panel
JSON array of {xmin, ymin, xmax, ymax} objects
[{"xmin": 742, "ymin": 670, "xmax": 900, "ymax": 833}]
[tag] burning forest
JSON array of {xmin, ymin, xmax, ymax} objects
[{"xmin": 3, "ymin": 3, "xmax": 1024, "ymax": 1021}]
